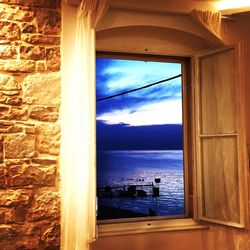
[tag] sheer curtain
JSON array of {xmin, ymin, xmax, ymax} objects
[
  {"xmin": 191, "ymin": 9, "xmax": 225, "ymax": 47},
  {"xmin": 61, "ymin": 1, "xmax": 107, "ymax": 249}
]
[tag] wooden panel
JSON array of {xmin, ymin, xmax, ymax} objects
[
  {"xmin": 201, "ymin": 137, "xmax": 240, "ymax": 223},
  {"xmin": 200, "ymin": 48, "xmax": 236, "ymax": 134},
  {"xmin": 195, "ymin": 46, "xmax": 248, "ymax": 229}
]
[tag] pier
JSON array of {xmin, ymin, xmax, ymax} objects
[{"xmin": 97, "ymin": 183, "xmax": 160, "ymax": 199}]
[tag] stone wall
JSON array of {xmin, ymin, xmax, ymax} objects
[{"xmin": 0, "ymin": 0, "xmax": 61, "ymax": 249}]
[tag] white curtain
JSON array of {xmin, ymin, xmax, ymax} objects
[
  {"xmin": 61, "ymin": 1, "xmax": 107, "ymax": 249},
  {"xmin": 191, "ymin": 9, "xmax": 222, "ymax": 35}
]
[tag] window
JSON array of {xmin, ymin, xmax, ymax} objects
[
  {"xmin": 96, "ymin": 46, "xmax": 249, "ymax": 234},
  {"xmin": 96, "ymin": 53, "xmax": 192, "ymax": 222}
]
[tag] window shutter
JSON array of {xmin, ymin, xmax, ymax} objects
[{"xmin": 194, "ymin": 45, "xmax": 248, "ymax": 228}]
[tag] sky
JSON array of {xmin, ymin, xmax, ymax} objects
[{"xmin": 96, "ymin": 57, "xmax": 183, "ymax": 150}]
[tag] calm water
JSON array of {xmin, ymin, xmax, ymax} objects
[{"xmin": 97, "ymin": 150, "xmax": 184, "ymax": 218}]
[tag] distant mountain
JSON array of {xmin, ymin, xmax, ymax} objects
[{"xmin": 96, "ymin": 121, "xmax": 183, "ymax": 150}]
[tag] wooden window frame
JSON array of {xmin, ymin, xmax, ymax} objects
[{"xmin": 96, "ymin": 51, "xmax": 194, "ymax": 226}]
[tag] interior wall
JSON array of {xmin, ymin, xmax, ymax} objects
[
  {"xmin": 0, "ymin": 0, "xmax": 61, "ymax": 249},
  {"xmin": 91, "ymin": 5, "xmax": 250, "ymax": 250},
  {"xmin": 96, "ymin": 7, "xmax": 219, "ymax": 53},
  {"xmin": 96, "ymin": 26, "xmax": 209, "ymax": 56}
]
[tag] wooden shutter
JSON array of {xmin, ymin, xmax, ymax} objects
[{"xmin": 194, "ymin": 45, "xmax": 248, "ymax": 228}]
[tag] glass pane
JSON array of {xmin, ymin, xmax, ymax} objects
[
  {"xmin": 200, "ymin": 49, "xmax": 236, "ymax": 134},
  {"xmin": 96, "ymin": 57, "xmax": 185, "ymax": 220},
  {"xmin": 201, "ymin": 137, "xmax": 240, "ymax": 223}
]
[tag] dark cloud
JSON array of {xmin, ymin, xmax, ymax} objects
[{"xmin": 97, "ymin": 121, "xmax": 183, "ymax": 150}]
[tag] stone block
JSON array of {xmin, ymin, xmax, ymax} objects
[
  {"xmin": 0, "ymin": 189, "xmax": 33, "ymax": 207},
  {"xmin": 20, "ymin": 45, "xmax": 46, "ymax": 60},
  {"xmin": 0, "ymin": 222, "xmax": 43, "ymax": 248},
  {"xmin": 0, "ymin": 121, "xmax": 22, "ymax": 133},
  {"xmin": 0, "ymin": 225, "xmax": 16, "ymax": 238},
  {"xmin": 2, "ymin": 235, "xmax": 41, "ymax": 249},
  {"xmin": 16, "ymin": 208, "xmax": 29, "ymax": 224},
  {"xmin": 24, "ymin": 126, "xmax": 36, "ymax": 134},
  {"xmin": 0, "ymin": 45, "xmax": 18, "ymax": 59},
  {"xmin": 0, "ymin": 107, "xmax": 28, "ymax": 121},
  {"xmin": 0, "ymin": 209, "xmax": 5, "ymax": 223},
  {"xmin": 22, "ymin": 72, "xmax": 60, "ymax": 105},
  {"xmin": 30, "ymin": 106, "xmax": 59, "ymax": 122},
  {"xmin": 0, "ymin": 74, "xmax": 21, "ymax": 91},
  {"xmin": 0, "ymin": 60, "xmax": 35, "ymax": 73},
  {"xmin": 36, "ymin": 61, "xmax": 46, "ymax": 71},
  {"xmin": 0, "ymin": 163, "xmax": 6, "ymax": 188},
  {"xmin": 0, "ymin": 21, "xmax": 20, "ymax": 42},
  {"xmin": 36, "ymin": 9, "xmax": 61, "ymax": 35},
  {"xmin": 5, "ymin": 159, "xmax": 28, "ymax": 166},
  {"xmin": 0, "ymin": 138, "xmax": 3, "ymax": 164},
  {"xmin": 20, "ymin": 23, "xmax": 37, "ymax": 33},
  {"xmin": 13, "ymin": 221, "xmax": 43, "ymax": 236},
  {"xmin": 0, "ymin": 91, "xmax": 22, "ymax": 105},
  {"xmin": 8, "ymin": 163, "xmax": 56, "ymax": 187},
  {"xmin": 4, "ymin": 134, "xmax": 36, "ymax": 159},
  {"xmin": 22, "ymin": 34, "xmax": 60, "ymax": 45},
  {"xmin": 0, "ymin": 0, "xmax": 60, "ymax": 9},
  {"xmin": 0, "ymin": 6, "xmax": 34, "ymax": 22},
  {"xmin": 9, "ymin": 107, "xmax": 28, "ymax": 120},
  {"xmin": 0, "ymin": 175, "xmax": 5, "ymax": 188},
  {"xmin": 28, "ymin": 190, "xmax": 60, "ymax": 221},
  {"xmin": 31, "ymin": 158, "xmax": 57, "ymax": 165},
  {"xmin": 0, "ymin": 106, "xmax": 9, "ymax": 113},
  {"xmin": 46, "ymin": 47, "xmax": 60, "ymax": 71},
  {"xmin": 4, "ymin": 208, "xmax": 15, "ymax": 223},
  {"xmin": 36, "ymin": 123, "xmax": 60, "ymax": 155}
]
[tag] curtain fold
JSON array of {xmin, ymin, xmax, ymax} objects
[
  {"xmin": 61, "ymin": 1, "xmax": 107, "ymax": 249},
  {"xmin": 191, "ymin": 9, "xmax": 221, "ymax": 35},
  {"xmin": 191, "ymin": 9, "xmax": 225, "ymax": 47}
]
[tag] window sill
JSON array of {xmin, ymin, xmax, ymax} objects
[{"xmin": 98, "ymin": 218, "xmax": 209, "ymax": 237}]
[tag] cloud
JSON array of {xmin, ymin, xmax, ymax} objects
[
  {"xmin": 97, "ymin": 99, "xmax": 182, "ymax": 126},
  {"xmin": 97, "ymin": 58, "xmax": 181, "ymax": 94},
  {"xmin": 96, "ymin": 57, "xmax": 182, "ymax": 126}
]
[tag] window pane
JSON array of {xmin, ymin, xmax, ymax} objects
[
  {"xmin": 200, "ymin": 49, "xmax": 236, "ymax": 134},
  {"xmin": 96, "ymin": 56, "xmax": 185, "ymax": 220},
  {"xmin": 201, "ymin": 137, "xmax": 240, "ymax": 223}
]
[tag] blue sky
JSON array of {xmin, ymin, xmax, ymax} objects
[
  {"xmin": 96, "ymin": 58, "xmax": 182, "ymax": 126},
  {"xmin": 96, "ymin": 57, "xmax": 183, "ymax": 150}
]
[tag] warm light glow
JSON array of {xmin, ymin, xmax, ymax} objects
[{"xmin": 215, "ymin": 0, "xmax": 250, "ymax": 10}]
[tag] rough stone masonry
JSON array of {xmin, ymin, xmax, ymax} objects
[{"xmin": 0, "ymin": 0, "xmax": 61, "ymax": 249}]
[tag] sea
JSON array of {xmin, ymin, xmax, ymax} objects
[{"xmin": 97, "ymin": 150, "xmax": 185, "ymax": 218}]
